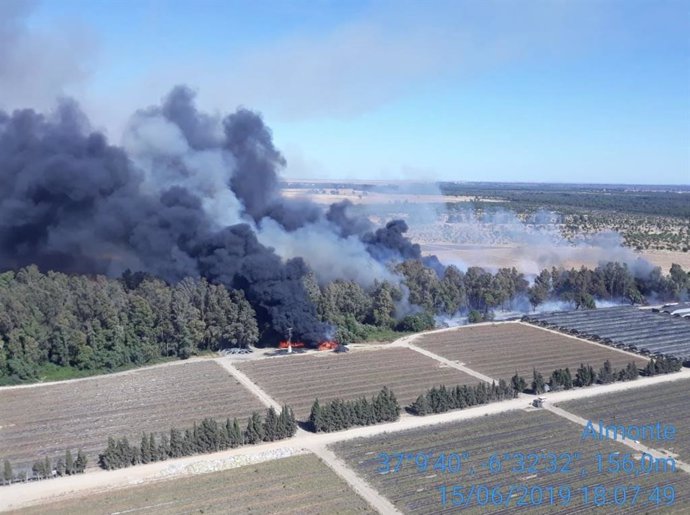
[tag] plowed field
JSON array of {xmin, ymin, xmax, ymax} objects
[
  {"xmin": 0, "ymin": 360, "xmax": 265, "ymax": 472},
  {"xmin": 415, "ymin": 323, "xmax": 647, "ymax": 381}
]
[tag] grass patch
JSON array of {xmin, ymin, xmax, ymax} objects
[{"xmin": 361, "ymin": 327, "xmax": 414, "ymax": 343}]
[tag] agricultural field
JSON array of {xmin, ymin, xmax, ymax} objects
[
  {"xmin": 0, "ymin": 361, "xmax": 265, "ymax": 472},
  {"xmin": 560, "ymin": 378, "xmax": 690, "ymax": 463},
  {"xmin": 415, "ymin": 323, "xmax": 648, "ymax": 382},
  {"xmin": 10, "ymin": 453, "xmax": 374, "ymax": 514},
  {"xmin": 236, "ymin": 348, "xmax": 480, "ymax": 419},
  {"xmin": 332, "ymin": 409, "xmax": 690, "ymax": 514},
  {"xmin": 524, "ymin": 308, "xmax": 690, "ymax": 363}
]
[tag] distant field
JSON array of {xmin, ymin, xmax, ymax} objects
[
  {"xmin": 236, "ymin": 348, "xmax": 480, "ymax": 419},
  {"xmin": 414, "ymin": 323, "xmax": 648, "ymax": 382},
  {"xmin": 560, "ymin": 379, "xmax": 690, "ymax": 463},
  {"xmin": 332, "ymin": 410, "xmax": 690, "ymax": 514},
  {"xmin": 0, "ymin": 361, "xmax": 265, "ymax": 472},
  {"xmin": 640, "ymin": 250, "xmax": 690, "ymax": 272},
  {"xmin": 11, "ymin": 453, "xmax": 374, "ymax": 515}
]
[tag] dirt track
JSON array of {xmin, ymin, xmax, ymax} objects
[{"xmin": 3, "ymin": 364, "xmax": 689, "ymax": 513}]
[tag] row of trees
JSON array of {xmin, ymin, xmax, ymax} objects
[
  {"xmin": 514, "ymin": 356, "xmax": 681, "ymax": 395},
  {"xmin": 2, "ymin": 450, "xmax": 86, "ymax": 485},
  {"xmin": 308, "ymin": 388, "xmax": 400, "ymax": 432},
  {"xmin": 99, "ymin": 406, "xmax": 297, "ymax": 471},
  {"xmin": 408, "ymin": 380, "xmax": 517, "ymax": 416},
  {"xmin": 644, "ymin": 356, "xmax": 683, "ymax": 376}
]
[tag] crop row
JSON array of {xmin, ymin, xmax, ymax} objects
[
  {"xmin": 332, "ymin": 409, "xmax": 690, "ymax": 514},
  {"xmin": 236, "ymin": 348, "xmax": 479, "ymax": 419},
  {"xmin": 13, "ymin": 454, "xmax": 374, "ymax": 515},
  {"xmin": 561, "ymin": 378, "xmax": 690, "ymax": 463},
  {"xmin": 0, "ymin": 361, "xmax": 265, "ymax": 470},
  {"xmin": 415, "ymin": 323, "xmax": 647, "ymax": 381}
]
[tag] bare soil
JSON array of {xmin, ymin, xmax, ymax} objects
[
  {"xmin": 235, "ymin": 347, "xmax": 480, "ymax": 419},
  {"xmin": 332, "ymin": 409, "xmax": 690, "ymax": 514},
  {"xmin": 414, "ymin": 322, "xmax": 649, "ymax": 382},
  {"xmin": 0, "ymin": 361, "xmax": 265, "ymax": 471},
  {"xmin": 8, "ymin": 453, "xmax": 374, "ymax": 515},
  {"xmin": 560, "ymin": 378, "xmax": 690, "ymax": 463}
]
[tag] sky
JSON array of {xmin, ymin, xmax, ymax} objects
[{"xmin": 1, "ymin": 0, "xmax": 689, "ymax": 184}]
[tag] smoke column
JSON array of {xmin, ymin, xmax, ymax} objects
[{"xmin": 0, "ymin": 86, "xmax": 424, "ymax": 342}]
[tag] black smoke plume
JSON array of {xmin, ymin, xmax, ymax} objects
[{"xmin": 0, "ymin": 87, "xmax": 424, "ymax": 343}]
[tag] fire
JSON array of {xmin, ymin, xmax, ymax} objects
[{"xmin": 278, "ymin": 341, "xmax": 305, "ymax": 349}]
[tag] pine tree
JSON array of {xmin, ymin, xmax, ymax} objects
[
  {"xmin": 75, "ymin": 450, "xmax": 87, "ymax": 473},
  {"xmin": 140, "ymin": 433, "xmax": 151, "ymax": 464},
  {"xmin": 511, "ymin": 372, "xmax": 527, "ymax": 393},
  {"xmin": 532, "ymin": 368, "xmax": 546, "ymax": 394},
  {"xmin": 158, "ymin": 434, "xmax": 170, "ymax": 460},
  {"xmin": 410, "ymin": 394, "xmax": 430, "ymax": 415},
  {"xmin": 276, "ymin": 406, "xmax": 296, "ymax": 439},
  {"xmin": 230, "ymin": 418, "xmax": 244, "ymax": 447},
  {"xmin": 32, "ymin": 461, "xmax": 44, "ymax": 480},
  {"xmin": 3, "ymin": 459, "xmax": 12, "ymax": 485},
  {"xmin": 263, "ymin": 407, "xmax": 278, "ymax": 442},
  {"xmin": 149, "ymin": 433, "xmax": 158, "ymax": 461},
  {"xmin": 245, "ymin": 412, "xmax": 264, "ymax": 443},
  {"xmin": 183, "ymin": 429, "xmax": 193, "ymax": 456},
  {"xmin": 287, "ymin": 406, "xmax": 297, "ymax": 437},
  {"xmin": 100, "ymin": 438, "xmax": 117, "ymax": 470},
  {"xmin": 309, "ymin": 399, "xmax": 324, "ymax": 432},
  {"xmin": 598, "ymin": 360, "xmax": 615, "ymax": 384},
  {"xmin": 56, "ymin": 458, "xmax": 65, "ymax": 477},
  {"xmin": 575, "ymin": 363, "xmax": 595, "ymax": 387},
  {"xmin": 65, "ymin": 449, "xmax": 74, "ymax": 475},
  {"xmin": 170, "ymin": 428, "xmax": 183, "ymax": 458}
]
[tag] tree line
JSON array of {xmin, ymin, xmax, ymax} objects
[
  {"xmin": 0, "ymin": 266, "xmax": 258, "ymax": 383},
  {"xmin": 408, "ymin": 380, "xmax": 517, "ymax": 416},
  {"xmin": 99, "ymin": 406, "xmax": 297, "ymax": 471},
  {"xmin": 511, "ymin": 357, "xmax": 681, "ymax": 395},
  {"xmin": 1, "ymin": 261, "xmax": 687, "ymax": 384},
  {"xmin": 308, "ymin": 387, "xmax": 400, "ymax": 432},
  {"xmin": 2, "ymin": 449, "xmax": 86, "ymax": 485}
]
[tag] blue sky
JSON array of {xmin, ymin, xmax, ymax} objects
[{"xmin": 5, "ymin": 0, "xmax": 690, "ymax": 184}]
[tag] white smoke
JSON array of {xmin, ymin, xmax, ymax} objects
[
  {"xmin": 413, "ymin": 204, "xmax": 656, "ymax": 276},
  {"xmin": 123, "ymin": 113, "xmax": 245, "ymax": 228},
  {"xmin": 256, "ymin": 218, "xmax": 396, "ymax": 287}
]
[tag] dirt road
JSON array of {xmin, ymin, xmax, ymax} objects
[
  {"xmin": 544, "ymin": 404, "xmax": 690, "ymax": 475},
  {"xmin": 4, "ymin": 367, "xmax": 689, "ymax": 512},
  {"xmin": 307, "ymin": 445, "xmax": 401, "ymax": 515}
]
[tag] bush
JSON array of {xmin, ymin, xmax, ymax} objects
[{"xmin": 396, "ymin": 312, "xmax": 435, "ymax": 332}]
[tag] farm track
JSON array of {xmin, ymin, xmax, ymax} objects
[
  {"xmin": 4, "ymin": 323, "xmax": 690, "ymax": 514},
  {"xmin": 3, "ymin": 368, "xmax": 690, "ymax": 513},
  {"xmin": 558, "ymin": 379, "xmax": 690, "ymax": 463},
  {"xmin": 332, "ymin": 410, "xmax": 690, "ymax": 514},
  {"xmin": 544, "ymin": 404, "xmax": 690, "ymax": 475}
]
